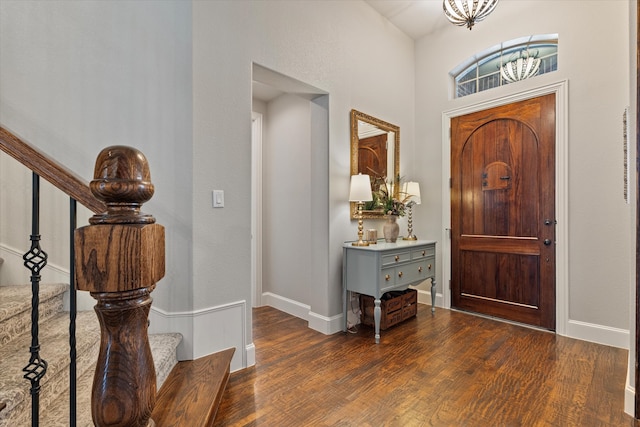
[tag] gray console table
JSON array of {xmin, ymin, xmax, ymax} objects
[{"xmin": 342, "ymin": 239, "xmax": 437, "ymax": 343}]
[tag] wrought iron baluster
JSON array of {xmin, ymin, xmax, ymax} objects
[
  {"xmin": 22, "ymin": 173, "xmax": 48, "ymax": 427},
  {"xmin": 69, "ymin": 198, "xmax": 77, "ymax": 427}
]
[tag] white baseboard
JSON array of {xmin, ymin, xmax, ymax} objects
[
  {"xmin": 416, "ymin": 288, "xmax": 443, "ymax": 309},
  {"xmin": 0, "ymin": 243, "xmax": 97, "ymax": 310},
  {"xmin": 149, "ymin": 306, "xmax": 195, "ymax": 361},
  {"xmin": 308, "ymin": 310, "xmax": 343, "ymax": 335},
  {"xmin": 262, "ymin": 292, "xmax": 344, "ymax": 335},
  {"xmin": 564, "ymin": 319, "xmax": 629, "ymax": 349},
  {"xmin": 0, "ymin": 243, "xmax": 70, "ymax": 286},
  {"xmin": 245, "ymin": 342, "xmax": 256, "ymax": 371},
  {"xmin": 150, "ymin": 300, "xmax": 250, "ymax": 372},
  {"xmin": 625, "ymin": 385, "xmax": 635, "ymax": 418},
  {"xmin": 262, "ymin": 292, "xmax": 310, "ymax": 320},
  {"xmin": 263, "ymin": 290, "xmax": 445, "ymax": 336},
  {"xmin": 625, "ymin": 353, "xmax": 635, "ymax": 417}
]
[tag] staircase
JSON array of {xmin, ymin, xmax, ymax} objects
[
  {"xmin": 0, "ymin": 127, "xmax": 235, "ymax": 426},
  {"xmin": 0, "ymin": 283, "xmax": 182, "ymax": 426}
]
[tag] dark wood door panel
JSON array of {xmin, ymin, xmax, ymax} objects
[
  {"xmin": 459, "ymin": 251, "xmax": 540, "ymax": 307},
  {"xmin": 459, "ymin": 119, "xmax": 540, "ymax": 238},
  {"xmin": 459, "ymin": 236, "xmax": 540, "ymax": 255},
  {"xmin": 454, "ymin": 293, "xmax": 544, "ymax": 327},
  {"xmin": 451, "ymin": 93, "xmax": 556, "ymax": 330}
]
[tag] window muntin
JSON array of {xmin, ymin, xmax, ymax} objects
[{"xmin": 452, "ymin": 35, "xmax": 558, "ymax": 98}]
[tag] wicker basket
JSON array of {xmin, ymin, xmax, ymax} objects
[{"xmin": 360, "ymin": 289, "xmax": 417, "ymax": 330}]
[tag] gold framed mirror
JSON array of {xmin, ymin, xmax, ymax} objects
[{"xmin": 350, "ymin": 109, "xmax": 400, "ymax": 219}]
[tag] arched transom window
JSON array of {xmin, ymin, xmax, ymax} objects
[{"xmin": 451, "ymin": 34, "xmax": 558, "ymax": 98}]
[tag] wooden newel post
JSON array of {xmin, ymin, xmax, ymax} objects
[{"xmin": 74, "ymin": 146, "xmax": 165, "ymax": 427}]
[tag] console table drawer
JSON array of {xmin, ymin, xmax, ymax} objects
[
  {"xmin": 382, "ymin": 251, "xmax": 410, "ymax": 266},
  {"xmin": 381, "ymin": 268, "xmax": 396, "ymax": 287},
  {"xmin": 381, "ymin": 259, "xmax": 434, "ymax": 291},
  {"xmin": 423, "ymin": 257, "xmax": 435, "ymax": 276},
  {"xmin": 412, "ymin": 246, "xmax": 435, "ymax": 259},
  {"xmin": 397, "ymin": 260, "xmax": 428, "ymax": 286}
]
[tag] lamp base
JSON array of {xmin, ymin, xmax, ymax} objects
[
  {"xmin": 403, "ymin": 235, "xmax": 418, "ymax": 241},
  {"xmin": 352, "ymin": 239, "xmax": 370, "ymax": 246}
]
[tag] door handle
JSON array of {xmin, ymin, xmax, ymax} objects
[{"xmin": 543, "ymin": 239, "xmax": 552, "ymax": 246}]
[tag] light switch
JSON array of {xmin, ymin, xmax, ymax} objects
[{"xmin": 212, "ymin": 190, "xmax": 224, "ymax": 208}]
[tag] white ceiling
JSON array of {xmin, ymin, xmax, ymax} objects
[
  {"xmin": 364, "ymin": 0, "xmax": 451, "ymax": 40},
  {"xmin": 253, "ymin": 0, "xmax": 464, "ymax": 101}
]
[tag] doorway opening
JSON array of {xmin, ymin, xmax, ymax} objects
[{"xmin": 251, "ymin": 63, "xmax": 329, "ymax": 323}]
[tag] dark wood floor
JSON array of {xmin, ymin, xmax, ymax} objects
[{"xmin": 214, "ymin": 304, "xmax": 633, "ymax": 426}]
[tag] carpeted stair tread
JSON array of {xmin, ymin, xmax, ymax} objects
[
  {"xmin": 150, "ymin": 332, "xmax": 183, "ymax": 387},
  {"xmin": 40, "ymin": 332, "xmax": 183, "ymax": 427},
  {"xmin": 0, "ymin": 285, "xmax": 183, "ymax": 426},
  {"xmin": 0, "ymin": 310, "xmax": 100, "ymax": 427},
  {"xmin": 0, "ymin": 284, "xmax": 68, "ymax": 345}
]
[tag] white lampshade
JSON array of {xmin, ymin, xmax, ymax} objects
[
  {"xmin": 403, "ymin": 181, "xmax": 421, "ymax": 205},
  {"xmin": 349, "ymin": 174, "xmax": 372, "ymax": 202}
]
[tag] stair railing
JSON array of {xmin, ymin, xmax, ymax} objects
[
  {"xmin": 1, "ymin": 127, "xmax": 164, "ymax": 427},
  {"xmin": 0, "ymin": 126, "xmax": 106, "ymax": 426}
]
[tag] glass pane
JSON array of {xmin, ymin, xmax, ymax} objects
[
  {"xmin": 457, "ymin": 65, "xmax": 477, "ymax": 83},
  {"xmin": 478, "ymin": 73, "xmax": 500, "ymax": 93},
  {"xmin": 457, "ymin": 80, "xmax": 476, "ymax": 97},
  {"xmin": 453, "ymin": 36, "xmax": 558, "ymax": 99},
  {"xmin": 477, "ymin": 51, "xmax": 502, "ymax": 77},
  {"xmin": 539, "ymin": 54, "xmax": 557, "ymax": 74}
]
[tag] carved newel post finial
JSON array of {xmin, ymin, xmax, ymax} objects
[
  {"xmin": 75, "ymin": 146, "xmax": 165, "ymax": 427},
  {"xmin": 89, "ymin": 145, "xmax": 156, "ymax": 225}
]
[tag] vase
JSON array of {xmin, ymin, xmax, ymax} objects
[{"xmin": 383, "ymin": 215, "xmax": 400, "ymax": 243}]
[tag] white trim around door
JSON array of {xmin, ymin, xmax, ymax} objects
[
  {"xmin": 251, "ymin": 112, "xmax": 263, "ymax": 308},
  {"xmin": 441, "ymin": 80, "xmax": 569, "ymax": 336}
]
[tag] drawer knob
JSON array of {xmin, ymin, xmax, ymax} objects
[
  {"xmin": 398, "ymin": 271, "xmax": 403, "ymax": 278},
  {"xmin": 395, "ymin": 255, "xmax": 400, "ymax": 262},
  {"xmin": 428, "ymin": 264, "xmax": 432, "ymax": 270},
  {"xmin": 418, "ymin": 266, "xmax": 423, "ymax": 272},
  {"xmin": 421, "ymin": 250, "xmax": 425, "ymax": 256},
  {"xmin": 385, "ymin": 274, "xmax": 390, "ymax": 281}
]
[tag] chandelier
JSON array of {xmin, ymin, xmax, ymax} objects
[
  {"xmin": 499, "ymin": 50, "xmax": 541, "ymax": 83},
  {"xmin": 443, "ymin": 0, "xmax": 499, "ymax": 30}
]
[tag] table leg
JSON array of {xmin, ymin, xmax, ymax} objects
[
  {"xmin": 431, "ymin": 278, "xmax": 437, "ymax": 314},
  {"xmin": 343, "ymin": 289, "xmax": 348, "ymax": 332},
  {"xmin": 374, "ymin": 298, "xmax": 381, "ymax": 344},
  {"xmin": 343, "ymin": 249, "xmax": 348, "ymax": 332}
]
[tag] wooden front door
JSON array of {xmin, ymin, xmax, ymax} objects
[{"xmin": 451, "ymin": 94, "xmax": 556, "ymax": 330}]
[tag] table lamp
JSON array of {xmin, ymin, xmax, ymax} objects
[
  {"xmin": 402, "ymin": 181, "xmax": 421, "ymax": 240},
  {"xmin": 349, "ymin": 173, "xmax": 373, "ymax": 246}
]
